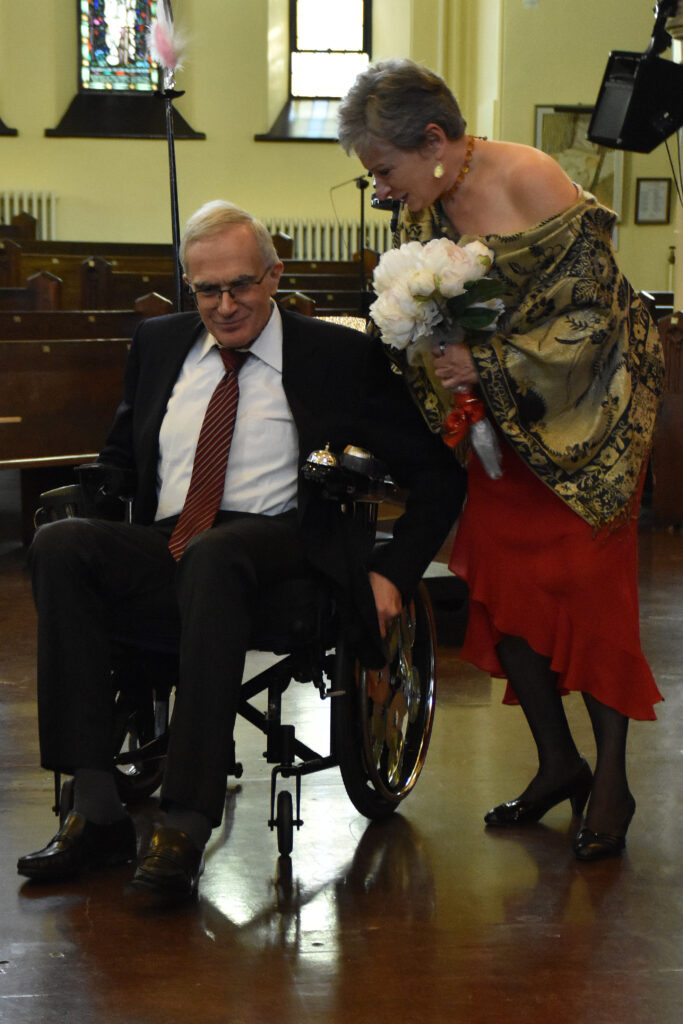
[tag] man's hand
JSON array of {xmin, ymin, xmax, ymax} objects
[{"xmin": 369, "ymin": 571, "xmax": 402, "ymax": 638}]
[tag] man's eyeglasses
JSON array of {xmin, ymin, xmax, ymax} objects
[{"xmin": 187, "ymin": 267, "xmax": 272, "ymax": 305}]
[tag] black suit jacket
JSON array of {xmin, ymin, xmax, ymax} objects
[{"xmin": 99, "ymin": 307, "xmax": 465, "ymax": 663}]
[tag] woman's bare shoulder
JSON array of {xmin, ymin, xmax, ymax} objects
[{"xmin": 483, "ymin": 141, "xmax": 578, "ymax": 221}]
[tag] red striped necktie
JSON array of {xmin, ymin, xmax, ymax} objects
[{"xmin": 168, "ymin": 346, "xmax": 247, "ymax": 561}]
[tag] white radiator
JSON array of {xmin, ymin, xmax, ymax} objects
[
  {"xmin": 0, "ymin": 189, "xmax": 58, "ymax": 239},
  {"xmin": 264, "ymin": 217, "xmax": 393, "ymax": 261}
]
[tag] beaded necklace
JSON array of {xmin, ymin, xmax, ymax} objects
[{"xmin": 440, "ymin": 134, "xmax": 476, "ymax": 201}]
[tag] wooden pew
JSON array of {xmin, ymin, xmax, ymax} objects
[
  {"xmin": 279, "ymin": 272, "xmax": 363, "ymax": 291},
  {"xmin": 0, "ymin": 236, "xmax": 173, "ymax": 265},
  {"xmin": 0, "ymin": 292, "xmax": 172, "ymax": 340},
  {"xmin": 0, "ymin": 291, "xmax": 172, "ymax": 542},
  {"xmin": 280, "ymin": 289, "xmax": 366, "ymax": 315},
  {"xmin": 0, "ymin": 271, "xmax": 62, "ymax": 310},
  {"xmin": 651, "ymin": 311, "xmax": 683, "ymax": 526},
  {"xmin": 281, "ymin": 258, "xmax": 359, "ymax": 275},
  {"xmin": 641, "ymin": 289, "xmax": 674, "ymax": 320},
  {"xmin": 0, "ymin": 211, "xmax": 37, "ymax": 241},
  {"xmin": 1, "ymin": 336, "xmax": 131, "ymax": 543},
  {"xmin": 81, "ymin": 258, "xmax": 175, "ymax": 309},
  {"xmin": 0, "ymin": 239, "xmax": 370, "ymax": 311},
  {"xmin": 272, "ymin": 231, "xmax": 293, "ymax": 258},
  {"xmin": 0, "ymin": 239, "xmax": 176, "ymax": 305},
  {"xmin": 0, "ymin": 338, "xmax": 130, "ymax": 466},
  {"xmin": 278, "ymin": 292, "xmax": 317, "ymax": 316}
]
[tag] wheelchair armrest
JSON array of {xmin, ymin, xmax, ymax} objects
[
  {"xmin": 76, "ymin": 463, "xmax": 136, "ymax": 519},
  {"xmin": 35, "ymin": 464, "xmax": 136, "ymax": 526},
  {"xmin": 301, "ymin": 444, "xmax": 398, "ymax": 504}
]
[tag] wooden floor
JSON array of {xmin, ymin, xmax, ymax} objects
[{"xmin": 0, "ymin": 470, "xmax": 681, "ymax": 1024}]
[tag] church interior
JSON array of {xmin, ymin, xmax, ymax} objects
[{"xmin": 0, "ymin": 1, "xmax": 681, "ymax": 1022}]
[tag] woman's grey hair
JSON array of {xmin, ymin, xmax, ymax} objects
[
  {"xmin": 337, "ymin": 58, "xmax": 466, "ymax": 156},
  {"xmin": 180, "ymin": 200, "xmax": 278, "ymax": 270}
]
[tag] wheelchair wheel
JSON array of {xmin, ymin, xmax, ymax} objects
[
  {"xmin": 333, "ymin": 582, "xmax": 436, "ymax": 820},
  {"xmin": 275, "ymin": 790, "xmax": 294, "ymax": 857},
  {"xmin": 112, "ymin": 686, "xmax": 168, "ymax": 805}
]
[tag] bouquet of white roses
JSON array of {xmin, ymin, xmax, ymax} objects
[
  {"xmin": 369, "ymin": 237, "xmax": 504, "ymax": 358},
  {"xmin": 369, "ymin": 237, "xmax": 505, "ymax": 478}
]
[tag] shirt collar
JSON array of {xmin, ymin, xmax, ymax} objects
[{"xmin": 197, "ymin": 301, "xmax": 283, "ymax": 372}]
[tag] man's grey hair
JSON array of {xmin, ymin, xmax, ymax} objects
[{"xmin": 180, "ymin": 200, "xmax": 278, "ymax": 271}]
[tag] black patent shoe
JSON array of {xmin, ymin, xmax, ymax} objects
[
  {"xmin": 17, "ymin": 811, "xmax": 137, "ymax": 881},
  {"xmin": 484, "ymin": 757, "xmax": 593, "ymax": 826},
  {"xmin": 132, "ymin": 827, "xmax": 204, "ymax": 899},
  {"xmin": 573, "ymin": 797, "xmax": 636, "ymax": 862}
]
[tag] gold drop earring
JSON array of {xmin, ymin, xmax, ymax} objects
[{"xmin": 433, "ymin": 163, "xmax": 445, "ymax": 179}]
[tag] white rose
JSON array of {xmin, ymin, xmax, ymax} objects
[
  {"xmin": 421, "ymin": 238, "xmax": 475, "ymax": 298},
  {"xmin": 407, "ymin": 268, "xmax": 437, "ymax": 298},
  {"xmin": 412, "ymin": 299, "xmax": 442, "ymax": 336},
  {"xmin": 462, "ymin": 240, "xmax": 494, "ymax": 275},
  {"xmin": 370, "ymin": 285, "xmax": 422, "ymax": 349},
  {"xmin": 373, "ymin": 242, "xmax": 424, "ymax": 293}
]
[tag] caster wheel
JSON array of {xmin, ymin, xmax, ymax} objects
[{"xmin": 276, "ymin": 790, "xmax": 294, "ymax": 857}]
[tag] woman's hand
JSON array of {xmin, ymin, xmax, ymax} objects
[{"xmin": 431, "ymin": 343, "xmax": 479, "ymax": 391}]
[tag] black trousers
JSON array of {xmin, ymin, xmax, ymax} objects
[{"xmin": 29, "ymin": 510, "xmax": 308, "ymax": 825}]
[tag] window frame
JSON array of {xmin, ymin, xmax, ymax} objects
[{"xmin": 288, "ymin": 0, "xmax": 372, "ymax": 101}]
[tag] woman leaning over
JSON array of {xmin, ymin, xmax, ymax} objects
[{"xmin": 337, "ymin": 59, "xmax": 664, "ymax": 861}]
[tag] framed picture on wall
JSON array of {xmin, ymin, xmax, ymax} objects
[
  {"xmin": 534, "ymin": 105, "xmax": 623, "ymax": 239},
  {"xmin": 635, "ymin": 178, "xmax": 672, "ymax": 224}
]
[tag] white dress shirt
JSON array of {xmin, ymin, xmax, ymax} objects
[{"xmin": 155, "ymin": 303, "xmax": 299, "ymax": 520}]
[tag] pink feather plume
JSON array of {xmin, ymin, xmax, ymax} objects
[{"xmin": 148, "ymin": 2, "xmax": 185, "ymax": 72}]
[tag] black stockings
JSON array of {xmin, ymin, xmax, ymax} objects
[
  {"xmin": 581, "ymin": 692, "xmax": 633, "ymax": 834},
  {"xmin": 495, "ymin": 635, "xmax": 584, "ymax": 802},
  {"xmin": 496, "ymin": 635, "xmax": 633, "ymax": 833}
]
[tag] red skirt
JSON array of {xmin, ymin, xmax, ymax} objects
[{"xmin": 448, "ymin": 438, "xmax": 662, "ymax": 721}]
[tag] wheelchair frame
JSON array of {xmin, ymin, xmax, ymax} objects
[{"xmin": 39, "ymin": 448, "xmax": 438, "ymax": 857}]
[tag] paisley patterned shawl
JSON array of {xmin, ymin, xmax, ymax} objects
[{"xmin": 391, "ymin": 192, "xmax": 664, "ymax": 528}]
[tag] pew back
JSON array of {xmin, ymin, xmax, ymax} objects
[{"xmin": 0, "ymin": 338, "xmax": 129, "ymax": 468}]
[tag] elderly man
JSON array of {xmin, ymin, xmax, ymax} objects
[{"xmin": 18, "ymin": 200, "xmax": 465, "ymax": 898}]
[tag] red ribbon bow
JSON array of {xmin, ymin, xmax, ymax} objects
[{"xmin": 442, "ymin": 389, "xmax": 486, "ymax": 448}]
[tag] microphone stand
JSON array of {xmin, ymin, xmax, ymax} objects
[{"xmin": 355, "ymin": 175, "xmax": 371, "ymax": 319}]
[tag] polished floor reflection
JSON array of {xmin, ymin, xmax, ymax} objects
[{"xmin": 1, "ymin": 470, "xmax": 681, "ymax": 1024}]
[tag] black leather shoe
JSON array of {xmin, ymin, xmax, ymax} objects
[
  {"xmin": 17, "ymin": 812, "xmax": 137, "ymax": 881},
  {"xmin": 484, "ymin": 757, "xmax": 593, "ymax": 826},
  {"xmin": 573, "ymin": 796, "xmax": 636, "ymax": 861},
  {"xmin": 132, "ymin": 827, "xmax": 204, "ymax": 899}
]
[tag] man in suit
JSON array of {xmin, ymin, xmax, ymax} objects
[{"xmin": 18, "ymin": 200, "xmax": 464, "ymax": 898}]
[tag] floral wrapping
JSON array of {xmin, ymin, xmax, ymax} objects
[{"xmin": 393, "ymin": 192, "xmax": 665, "ymax": 529}]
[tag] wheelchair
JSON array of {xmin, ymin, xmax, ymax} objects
[{"xmin": 35, "ymin": 446, "xmax": 438, "ymax": 857}]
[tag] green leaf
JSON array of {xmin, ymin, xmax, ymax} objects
[
  {"xmin": 458, "ymin": 307, "xmax": 500, "ymax": 330},
  {"xmin": 463, "ymin": 278, "xmax": 505, "ymax": 302}
]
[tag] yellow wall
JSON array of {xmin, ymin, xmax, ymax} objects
[
  {"xmin": 0, "ymin": 0, "xmax": 676, "ymax": 288},
  {"xmin": 494, "ymin": 0, "xmax": 675, "ymax": 291}
]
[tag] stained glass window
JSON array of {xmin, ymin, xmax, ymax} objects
[{"xmin": 79, "ymin": 0, "xmax": 159, "ymax": 92}]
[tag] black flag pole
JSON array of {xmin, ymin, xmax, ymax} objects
[
  {"xmin": 164, "ymin": 82, "xmax": 184, "ymax": 312},
  {"xmin": 149, "ymin": 0, "xmax": 185, "ymax": 311}
]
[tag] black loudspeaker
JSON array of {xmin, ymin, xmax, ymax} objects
[{"xmin": 588, "ymin": 50, "xmax": 683, "ymax": 153}]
